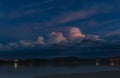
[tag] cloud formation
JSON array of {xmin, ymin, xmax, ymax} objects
[
  {"xmin": 0, "ymin": 27, "xmax": 103, "ymax": 50},
  {"xmin": 0, "ymin": 0, "xmax": 119, "ymax": 42},
  {"xmin": 67, "ymin": 27, "xmax": 85, "ymax": 40},
  {"xmin": 48, "ymin": 32, "xmax": 66, "ymax": 44},
  {"xmin": 36, "ymin": 36, "xmax": 46, "ymax": 45},
  {"xmin": 19, "ymin": 40, "xmax": 33, "ymax": 47},
  {"xmin": 86, "ymin": 35, "xmax": 101, "ymax": 41}
]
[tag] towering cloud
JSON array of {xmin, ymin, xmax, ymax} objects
[
  {"xmin": 67, "ymin": 27, "xmax": 85, "ymax": 40},
  {"xmin": 48, "ymin": 32, "xmax": 66, "ymax": 44},
  {"xmin": 36, "ymin": 36, "xmax": 46, "ymax": 45},
  {"xmin": 0, "ymin": 27, "xmax": 104, "ymax": 51}
]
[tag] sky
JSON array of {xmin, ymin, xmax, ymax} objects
[
  {"xmin": 0, "ymin": 0, "xmax": 120, "ymax": 44},
  {"xmin": 0, "ymin": 0, "xmax": 119, "ymax": 59}
]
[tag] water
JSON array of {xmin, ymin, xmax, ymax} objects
[{"xmin": 0, "ymin": 62, "xmax": 120, "ymax": 78}]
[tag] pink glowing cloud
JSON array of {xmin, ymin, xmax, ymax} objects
[
  {"xmin": 48, "ymin": 32, "xmax": 66, "ymax": 44},
  {"xmin": 67, "ymin": 27, "xmax": 85, "ymax": 40}
]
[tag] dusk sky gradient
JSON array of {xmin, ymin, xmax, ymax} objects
[{"xmin": 0, "ymin": 0, "xmax": 120, "ymax": 44}]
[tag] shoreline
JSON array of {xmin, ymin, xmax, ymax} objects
[{"xmin": 35, "ymin": 71, "xmax": 120, "ymax": 78}]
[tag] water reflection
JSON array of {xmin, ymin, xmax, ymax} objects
[
  {"xmin": 10, "ymin": 61, "xmax": 120, "ymax": 69},
  {"xmin": 94, "ymin": 61, "xmax": 119, "ymax": 67},
  {"xmin": 13, "ymin": 59, "xmax": 20, "ymax": 69},
  {"xmin": 110, "ymin": 62, "xmax": 113, "ymax": 66},
  {"xmin": 96, "ymin": 62, "xmax": 100, "ymax": 66},
  {"xmin": 0, "ymin": 62, "xmax": 120, "ymax": 78},
  {"xmin": 14, "ymin": 62, "xmax": 19, "ymax": 69}
]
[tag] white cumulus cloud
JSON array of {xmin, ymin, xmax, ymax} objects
[
  {"xmin": 67, "ymin": 27, "xmax": 85, "ymax": 40},
  {"xmin": 0, "ymin": 27, "xmax": 104, "ymax": 51},
  {"xmin": 19, "ymin": 40, "xmax": 33, "ymax": 47},
  {"xmin": 48, "ymin": 32, "xmax": 66, "ymax": 44},
  {"xmin": 36, "ymin": 36, "xmax": 46, "ymax": 45}
]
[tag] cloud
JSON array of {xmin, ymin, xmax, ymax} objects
[
  {"xmin": 1, "ymin": 0, "xmax": 119, "ymax": 42},
  {"xmin": 19, "ymin": 40, "xmax": 34, "ymax": 47},
  {"xmin": 104, "ymin": 30, "xmax": 120, "ymax": 37},
  {"xmin": 67, "ymin": 27, "xmax": 85, "ymax": 40},
  {"xmin": 4, "ymin": 40, "xmax": 34, "ymax": 49},
  {"xmin": 7, "ymin": 42, "xmax": 18, "ymax": 48},
  {"xmin": 86, "ymin": 35, "xmax": 101, "ymax": 41},
  {"xmin": 48, "ymin": 32, "xmax": 66, "ymax": 44},
  {"xmin": 36, "ymin": 36, "xmax": 46, "ymax": 45},
  {"xmin": 0, "ymin": 27, "xmax": 103, "ymax": 50},
  {"xmin": 1, "ymin": 42, "xmax": 19, "ymax": 50},
  {"xmin": 46, "ymin": 4, "xmax": 113, "ymax": 26},
  {"xmin": 22, "ymin": 0, "xmax": 54, "ymax": 9},
  {"xmin": 58, "ymin": 10, "xmax": 96, "ymax": 23}
]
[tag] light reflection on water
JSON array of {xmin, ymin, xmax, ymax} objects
[
  {"xmin": 14, "ymin": 63, "xmax": 19, "ymax": 69},
  {"xmin": 0, "ymin": 62, "xmax": 120, "ymax": 78}
]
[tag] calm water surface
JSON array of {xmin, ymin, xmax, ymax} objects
[{"xmin": 0, "ymin": 62, "xmax": 120, "ymax": 78}]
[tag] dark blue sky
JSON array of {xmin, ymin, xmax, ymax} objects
[{"xmin": 0, "ymin": 0, "xmax": 120, "ymax": 43}]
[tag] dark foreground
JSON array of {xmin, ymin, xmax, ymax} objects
[{"xmin": 35, "ymin": 71, "xmax": 120, "ymax": 78}]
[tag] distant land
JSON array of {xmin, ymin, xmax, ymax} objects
[{"xmin": 0, "ymin": 56, "xmax": 120, "ymax": 66}]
